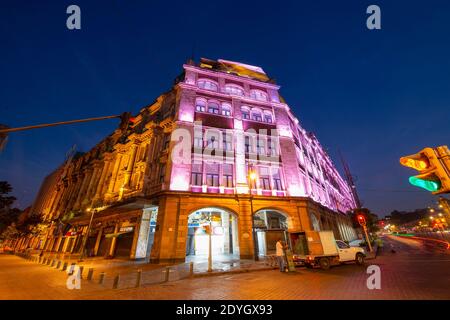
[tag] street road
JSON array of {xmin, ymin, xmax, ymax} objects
[{"xmin": 0, "ymin": 235, "xmax": 449, "ymax": 300}]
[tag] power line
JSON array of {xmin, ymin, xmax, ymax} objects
[{"xmin": 359, "ymin": 188, "xmax": 426, "ymax": 193}]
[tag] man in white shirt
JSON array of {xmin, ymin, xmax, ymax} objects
[{"xmin": 276, "ymin": 239, "xmax": 286, "ymax": 272}]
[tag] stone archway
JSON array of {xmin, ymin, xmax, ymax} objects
[
  {"xmin": 185, "ymin": 207, "xmax": 240, "ymax": 263},
  {"xmin": 253, "ymin": 209, "xmax": 289, "ymax": 257}
]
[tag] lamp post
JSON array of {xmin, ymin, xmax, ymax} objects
[
  {"xmin": 207, "ymin": 212, "xmax": 213, "ymax": 272},
  {"xmin": 248, "ymin": 166, "xmax": 259, "ymax": 261},
  {"xmin": 78, "ymin": 208, "xmax": 97, "ymax": 262}
]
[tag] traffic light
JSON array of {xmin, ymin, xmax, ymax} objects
[
  {"xmin": 357, "ymin": 214, "xmax": 366, "ymax": 226},
  {"xmin": 400, "ymin": 146, "xmax": 450, "ymax": 194},
  {"xmin": 119, "ymin": 112, "xmax": 135, "ymax": 131}
]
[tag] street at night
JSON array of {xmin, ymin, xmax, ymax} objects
[{"xmin": 1, "ymin": 235, "xmax": 448, "ymax": 300}]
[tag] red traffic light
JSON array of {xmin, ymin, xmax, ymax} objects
[
  {"xmin": 357, "ymin": 214, "xmax": 366, "ymax": 226},
  {"xmin": 119, "ymin": 112, "xmax": 136, "ymax": 131}
]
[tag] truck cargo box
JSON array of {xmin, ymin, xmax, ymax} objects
[{"xmin": 305, "ymin": 230, "xmax": 338, "ymax": 256}]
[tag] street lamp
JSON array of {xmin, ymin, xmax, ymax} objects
[
  {"xmin": 248, "ymin": 166, "xmax": 259, "ymax": 261},
  {"xmin": 78, "ymin": 207, "xmax": 97, "ymax": 262}
]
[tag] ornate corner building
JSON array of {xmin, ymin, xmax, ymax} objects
[{"xmin": 24, "ymin": 58, "xmax": 358, "ymax": 263}]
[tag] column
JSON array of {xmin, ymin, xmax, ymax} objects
[
  {"xmin": 93, "ymin": 227, "xmax": 103, "ymax": 256},
  {"xmin": 108, "ymin": 223, "xmax": 120, "ymax": 257}
]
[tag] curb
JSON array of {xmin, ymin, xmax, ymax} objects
[{"xmin": 192, "ymin": 266, "xmax": 276, "ymax": 278}]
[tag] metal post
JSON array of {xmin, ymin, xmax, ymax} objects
[
  {"xmin": 113, "ymin": 275, "xmax": 120, "ymax": 289},
  {"xmin": 78, "ymin": 209, "xmax": 96, "ymax": 262},
  {"xmin": 164, "ymin": 267, "xmax": 170, "ymax": 282},
  {"xmin": 363, "ymin": 225, "xmax": 373, "ymax": 252},
  {"xmin": 189, "ymin": 261, "xmax": 194, "ymax": 277},
  {"xmin": 87, "ymin": 268, "xmax": 94, "ymax": 280},
  {"xmin": 135, "ymin": 270, "xmax": 142, "ymax": 288},
  {"xmin": 98, "ymin": 272, "xmax": 105, "ymax": 285},
  {"xmin": 208, "ymin": 215, "xmax": 212, "ymax": 272},
  {"xmin": 250, "ymin": 194, "xmax": 259, "ymax": 261}
]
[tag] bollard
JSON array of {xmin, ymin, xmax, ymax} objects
[
  {"xmin": 112, "ymin": 275, "xmax": 120, "ymax": 289},
  {"xmin": 56, "ymin": 260, "xmax": 61, "ymax": 269},
  {"xmin": 164, "ymin": 267, "xmax": 170, "ymax": 282},
  {"xmin": 135, "ymin": 269, "xmax": 142, "ymax": 288},
  {"xmin": 87, "ymin": 268, "xmax": 94, "ymax": 281},
  {"xmin": 79, "ymin": 266, "xmax": 84, "ymax": 279},
  {"xmin": 189, "ymin": 262, "xmax": 194, "ymax": 277},
  {"xmin": 98, "ymin": 272, "xmax": 105, "ymax": 285},
  {"xmin": 62, "ymin": 262, "xmax": 68, "ymax": 271}
]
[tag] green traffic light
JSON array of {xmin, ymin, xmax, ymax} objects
[{"xmin": 409, "ymin": 176, "xmax": 440, "ymax": 192}]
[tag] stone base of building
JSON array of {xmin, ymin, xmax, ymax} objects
[{"xmin": 20, "ymin": 191, "xmax": 357, "ymax": 264}]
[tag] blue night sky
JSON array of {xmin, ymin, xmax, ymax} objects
[{"xmin": 0, "ymin": 1, "xmax": 449, "ymax": 216}]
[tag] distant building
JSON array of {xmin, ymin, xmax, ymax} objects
[{"xmin": 26, "ymin": 58, "xmax": 358, "ymax": 262}]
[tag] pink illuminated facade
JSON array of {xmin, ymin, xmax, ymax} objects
[
  {"xmin": 172, "ymin": 58, "xmax": 356, "ymax": 213},
  {"xmin": 25, "ymin": 58, "xmax": 358, "ymax": 263}
]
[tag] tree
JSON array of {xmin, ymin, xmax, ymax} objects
[{"xmin": 0, "ymin": 181, "xmax": 21, "ymax": 235}]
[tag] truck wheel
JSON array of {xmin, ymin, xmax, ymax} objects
[
  {"xmin": 355, "ymin": 253, "xmax": 365, "ymax": 266},
  {"xmin": 319, "ymin": 258, "xmax": 330, "ymax": 270}
]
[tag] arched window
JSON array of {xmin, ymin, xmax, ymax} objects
[
  {"xmin": 241, "ymin": 107, "xmax": 250, "ymax": 120},
  {"xmin": 263, "ymin": 112, "xmax": 273, "ymax": 123},
  {"xmin": 224, "ymin": 84, "xmax": 244, "ymax": 96},
  {"xmin": 198, "ymin": 79, "xmax": 218, "ymax": 92},
  {"xmin": 195, "ymin": 98, "xmax": 206, "ymax": 112},
  {"xmin": 251, "ymin": 109, "xmax": 262, "ymax": 122},
  {"xmin": 221, "ymin": 103, "xmax": 232, "ymax": 116},
  {"xmin": 207, "ymin": 101, "xmax": 219, "ymax": 114},
  {"xmin": 250, "ymin": 89, "xmax": 268, "ymax": 101}
]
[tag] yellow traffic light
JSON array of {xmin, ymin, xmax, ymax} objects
[{"xmin": 400, "ymin": 146, "xmax": 450, "ymax": 194}]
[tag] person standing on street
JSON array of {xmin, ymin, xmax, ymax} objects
[{"xmin": 276, "ymin": 238, "xmax": 286, "ymax": 272}]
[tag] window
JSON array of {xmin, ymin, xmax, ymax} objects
[
  {"xmin": 251, "ymin": 111, "xmax": 262, "ymax": 122},
  {"xmin": 336, "ymin": 240, "xmax": 349, "ymax": 249},
  {"xmin": 205, "ymin": 163, "xmax": 219, "ymax": 187},
  {"xmin": 245, "ymin": 136, "xmax": 252, "ymax": 153},
  {"xmin": 273, "ymin": 169, "xmax": 283, "ymax": 190},
  {"xmin": 221, "ymin": 104, "xmax": 231, "ymax": 116},
  {"xmin": 194, "ymin": 136, "xmax": 203, "ymax": 148},
  {"xmin": 250, "ymin": 89, "xmax": 268, "ymax": 101},
  {"xmin": 191, "ymin": 164, "xmax": 202, "ymax": 186},
  {"xmin": 268, "ymin": 139, "xmax": 277, "ymax": 156},
  {"xmin": 206, "ymin": 174, "xmax": 219, "ymax": 187},
  {"xmin": 257, "ymin": 138, "xmax": 266, "ymax": 155},
  {"xmin": 163, "ymin": 134, "xmax": 171, "ymax": 150},
  {"xmin": 207, "ymin": 136, "xmax": 219, "ymax": 149},
  {"xmin": 264, "ymin": 114, "xmax": 273, "ymax": 123},
  {"xmin": 207, "ymin": 102, "xmax": 219, "ymax": 114},
  {"xmin": 259, "ymin": 167, "xmax": 270, "ymax": 189},
  {"xmin": 260, "ymin": 177, "xmax": 270, "ymax": 190},
  {"xmin": 222, "ymin": 133, "xmax": 232, "ymax": 151},
  {"xmin": 198, "ymin": 79, "xmax": 218, "ymax": 91},
  {"xmin": 224, "ymin": 84, "xmax": 244, "ymax": 96},
  {"xmin": 159, "ymin": 163, "xmax": 166, "ymax": 183},
  {"xmin": 195, "ymin": 99, "xmax": 206, "ymax": 112},
  {"xmin": 242, "ymin": 110, "xmax": 250, "ymax": 120},
  {"xmin": 223, "ymin": 164, "xmax": 233, "ymax": 188},
  {"xmin": 191, "ymin": 172, "xmax": 202, "ymax": 186}
]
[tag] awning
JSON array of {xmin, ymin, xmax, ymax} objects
[{"xmin": 104, "ymin": 231, "xmax": 133, "ymax": 239}]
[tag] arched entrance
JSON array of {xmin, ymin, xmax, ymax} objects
[
  {"xmin": 253, "ymin": 209, "xmax": 288, "ymax": 257},
  {"xmin": 186, "ymin": 207, "xmax": 239, "ymax": 262}
]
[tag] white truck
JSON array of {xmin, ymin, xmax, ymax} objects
[{"xmin": 291, "ymin": 230, "xmax": 366, "ymax": 270}]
